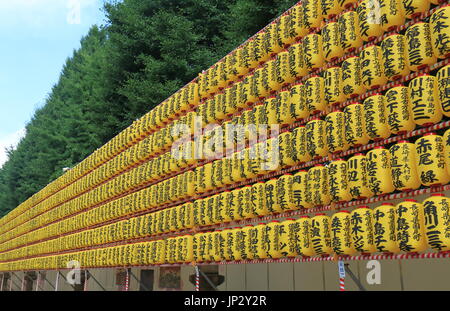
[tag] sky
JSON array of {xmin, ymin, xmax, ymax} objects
[{"xmin": 0, "ymin": 0, "xmax": 107, "ymax": 166}]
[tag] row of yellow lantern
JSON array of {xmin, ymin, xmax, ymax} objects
[
  {"xmin": 0, "ymin": 112, "xmax": 200, "ymax": 237},
  {"xmin": 1, "ymin": 0, "xmax": 445, "ymax": 233},
  {"xmin": 1, "ymin": 2, "xmax": 447, "ymax": 238},
  {"xmin": 198, "ymin": 20, "xmax": 449, "ymax": 134},
  {"xmin": 1, "ymin": 115, "xmax": 449, "ymax": 253},
  {"xmin": 199, "ymin": 3, "xmax": 450, "ymax": 101},
  {"xmin": 2, "ymin": 131, "xmax": 450, "ymax": 259},
  {"xmin": 1, "ymin": 194, "xmax": 449, "ymax": 271},
  {"xmin": 0, "ymin": 166, "xmax": 198, "ymax": 247},
  {"xmin": 0, "ymin": 1, "xmax": 445, "ymax": 270},
  {"xmin": 0, "ymin": 82, "xmax": 201, "ymax": 230},
  {"xmin": 199, "ymin": 1, "xmax": 449, "ymax": 100},
  {"xmin": 2, "ymin": 69, "xmax": 450, "ymax": 244},
  {"xmin": 0, "ymin": 185, "xmax": 158, "ymax": 254}
]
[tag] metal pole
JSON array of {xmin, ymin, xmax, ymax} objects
[
  {"xmin": 21, "ymin": 273, "xmax": 25, "ymax": 291},
  {"xmin": 11, "ymin": 272, "xmax": 20, "ymax": 291},
  {"xmin": 55, "ymin": 271, "xmax": 60, "ymax": 292},
  {"xmin": 398, "ymin": 260, "xmax": 405, "ymax": 291},
  {"xmin": 83, "ymin": 270, "xmax": 88, "ymax": 291},
  {"xmin": 86, "ymin": 270, "xmax": 107, "ymax": 291},
  {"xmin": 198, "ymin": 269, "xmax": 219, "ymax": 291},
  {"xmin": 58, "ymin": 271, "xmax": 77, "ymax": 291},
  {"xmin": 43, "ymin": 275, "xmax": 55, "ymax": 290},
  {"xmin": 10, "ymin": 279, "xmax": 21, "ymax": 291},
  {"xmin": 344, "ymin": 264, "xmax": 366, "ymax": 291},
  {"xmin": 128, "ymin": 269, "xmax": 150, "ymax": 292},
  {"xmin": 0, "ymin": 274, "xmax": 4, "ymax": 292},
  {"xmin": 35, "ymin": 272, "xmax": 40, "ymax": 291}
]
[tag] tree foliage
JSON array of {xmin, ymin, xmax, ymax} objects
[{"xmin": 0, "ymin": 0, "xmax": 297, "ymax": 216}]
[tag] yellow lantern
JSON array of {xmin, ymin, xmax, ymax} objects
[
  {"xmin": 278, "ymin": 132, "xmax": 296, "ymax": 168},
  {"xmin": 267, "ymin": 220, "xmax": 283, "ymax": 259},
  {"xmin": 292, "ymin": 126, "xmax": 312, "ymax": 164},
  {"xmin": 380, "ymin": 34, "xmax": 410, "ymax": 81},
  {"xmin": 307, "ymin": 165, "xmax": 331, "ymax": 207},
  {"xmin": 423, "ymin": 194, "xmax": 450, "ymax": 252},
  {"xmin": 252, "ymin": 182, "xmax": 270, "ymax": 217},
  {"xmin": 409, "ymin": 74, "xmax": 443, "ymax": 127},
  {"xmin": 296, "ymin": 216, "xmax": 316, "ymax": 257},
  {"xmin": 405, "ymin": 22, "xmax": 437, "ymax": 71},
  {"xmin": 331, "ymin": 211, "xmax": 357, "ymax": 255},
  {"xmin": 276, "ymin": 50, "xmax": 295, "ymax": 86},
  {"xmin": 350, "ymin": 206, "xmax": 377, "ymax": 254},
  {"xmin": 366, "ymin": 147, "xmax": 395, "ymax": 195},
  {"xmin": 415, "ymin": 133, "xmax": 450, "ymax": 186},
  {"xmin": 389, "ymin": 140, "xmax": 421, "ymax": 191},
  {"xmin": 305, "ymin": 75, "xmax": 327, "ymax": 114},
  {"xmin": 265, "ymin": 178, "xmax": 281, "ymax": 214},
  {"xmin": 242, "ymin": 185, "xmax": 256, "ymax": 220},
  {"xmin": 257, "ymin": 222, "xmax": 270, "ymax": 259},
  {"xmin": 339, "ymin": 11, "xmax": 364, "ymax": 53},
  {"xmin": 246, "ymin": 225, "xmax": 260, "ymax": 260},
  {"xmin": 321, "ymin": 0, "xmax": 342, "ymax": 19},
  {"xmin": 380, "ymin": 0, "xmax": 405, "ymax": 31},
  {"xmin": 234, "ymin": 227, "xmax": 248, "ymax": 261},
  {"xmin": 279, "ymin": 10, "xmax": 300, "ymax": 46},
  {"xmin": 373, "ymin": 202, "xmax": 401, "ymax": 253},
  {"xmin": 310, "ymin": 213, "xmax": 333, "ymax": 255},
  {"xmin": 211, "ymin": 230, "xmax": 224, "ymax": 262},
  {"xmin": 249, "ymin": 34, "xmax": 264, "ymax": 68},
  {"xmin": 276, "ymin": 174, "xmax": 297, "ymax": 212},
  {"xmin": 328, "ymin": 159, "xmax": 352, "ymax": 203},
  {"xmin": 403, "ymin": 0, "xmax": 431, "ymax": 19},
  {"xmin": 181, "ymin": 234, "xmax": 195, "ymax": 263},
  {"xmin": 437, "ymin": 65, "xmax": 450, "ymax": 117},
  {"xmin": 288, "ymin": 42, "xmax": 308, "ymax": 79},
  {"xmin": 325, "ymin": 111, "xmax": 349, "ymax": 154},
  {"xmin": 264, "ymin": 58, "xmax": 280, "ymax": 95},
  {"xmin": 341, "ymin": 56, "xmax": 367, "ymax": 98},
  {"xmin": 347, "ymin": 153, "xmax": 374, "ymax": 199},
  {"xmin": 222, "ymin": 228, "xmax": 235, "ymax": 261},
  {"xmin": 324, "ymin": 67, "xmax": 346, "ymax": 107},
  {"xmin": 343, "ymin": 102, "xmax": 370, "ymax": 147},
  {"xmin": 322, "ymin": 22, "xmax": 344, "ymax": 62},
  {"xmin": 360, "ymin": 45, "xmax": 388, "ymax": 90},
  {"xmin": 385, "ymin": 85, "xmax": 416, "ymax": 134},
  {"xmin": 430, "ymin": 6, "xmax": 450, "ymax": 59},
  {"xmin": 279, "ymin": 218, "xmax": 299, "ymax": 257},
  {"xmin": 277, "ymin": 90, "xmax": 295, "ymax": 126},
  {"xmin": 356, "ymin": 0, "xmax": 384, "ymax": 42},
  {"xmin": 289, "ymin": 83, "xmax": 309, "ymax": 121},
  {"xmin": 306, "ymin": 118, "xmax": 328, "ymax": 159},
  {"xmin": 293, "ymin": 170, "xmax": 313, "ymax": 209},
  {"xmin": 363, "ymin": 94, "xmax": 391, "ymax": 141},
  {"xmin": 396, "ymin": 199, "xmax": 428, "ymax": 253},
  {"xmin": 303, "ymin": 34, "xmax": 325, "ymax": 71},
  {"xmin": 302, "ymin": 0, "xmax": 323, "ymax": 31}
]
